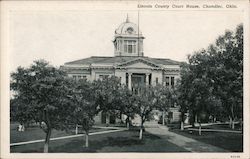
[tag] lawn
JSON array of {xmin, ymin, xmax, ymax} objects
[
  {"xmin": 10, "ymin": 129, "xmax": 188, "ymax": 153},
  {"xmin": 170, "ymin": 126, "xmax": 243, "ymax": 152},
  {"xmin": 10, "ymin": 123, "xmax": 112, "ymax": 143},
  {"xmin": 202, "ymin": 123, "xmax": 242, "ymax": 131}
]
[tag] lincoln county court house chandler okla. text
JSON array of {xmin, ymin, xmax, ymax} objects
[{"xmin": 61, "ymin": 16, "xmax": 182, "ymax": 125}]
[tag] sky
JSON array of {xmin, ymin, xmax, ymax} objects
[{"xmin": 9, "ymin": 10, "xmax": 243, "ymax": 71}]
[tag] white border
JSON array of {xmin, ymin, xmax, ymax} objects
[{"xmin": 1, "ymin": 1, "xmax": 249, "ymax": 159}]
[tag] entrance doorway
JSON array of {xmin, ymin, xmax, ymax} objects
[{"xmin": 131, "ymin": 74, "xmax": 146, "ymax": 94}]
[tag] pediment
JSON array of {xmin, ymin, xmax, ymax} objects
[{"xmin": 117, "ymin": 58, "xmax": 161, "ymax": 69}]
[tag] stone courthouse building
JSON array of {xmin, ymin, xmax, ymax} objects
[{"xmin": 62, "ymin": 16, "xmax": 181, "ymax": 125}]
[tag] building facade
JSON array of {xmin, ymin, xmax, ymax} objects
[{"xmin": 62, "ymin": 16, "xmax": 181, "ymax": 125}]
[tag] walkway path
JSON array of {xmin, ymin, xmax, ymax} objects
[{"xmin": 146, "ymin": 124, "xmax": 227, "ymax": 152}]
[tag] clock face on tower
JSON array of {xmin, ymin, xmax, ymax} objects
[{"xmin": 127, "ymin": 27, "xmax": 134, "ymax": 34}]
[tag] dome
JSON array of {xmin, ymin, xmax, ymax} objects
[
  {"xmin": 115, "ymin": 16, "xmax": 142, "ymax": 35},
  {"xmin": 113, "ymin": 15, "xmax": 145, "ymax": 57}
]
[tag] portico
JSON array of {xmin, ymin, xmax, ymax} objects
[{"xmin": 127, "ymin": 72, "xmax": 149, "ymax": 88}]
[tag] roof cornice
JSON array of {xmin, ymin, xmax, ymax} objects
[{"xmin": 117, "ymin": 57, "xmax": 161, "ymax": 68}]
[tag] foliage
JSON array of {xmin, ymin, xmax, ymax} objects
[
  {"xmin": 134, "ymin": 86, "xmax": 157, "ymax": 125},
  {"xmin": 154, "ymin": 84, "xmax": 176, "ymax": 111},
  {"xmin": 92, "ymin": 76, "xmax": 121, "ymax": 116},
  {"xmin": 68, "ymin": 79, "xmax": 98, "ymax": 131},
  {"xmin": 10, "ymin": 60, "xmax": 73, "ymax": 152},
  {"xmin": 132, "ymin": 85, "xmax": 158, "ymax": 139},
  {"xmin": 177, "ymin": 24, "xmax": 243, "ymax": 126},
  {"xmin": 113, "ymin": 85, "xmax": 138, "ymax": 125},
  {"xmin": 92, "ymin": 76, "xmax": 138, "ymax": 125}
]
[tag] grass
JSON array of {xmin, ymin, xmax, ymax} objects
[
  {"xmin": 12, "ymin": 122, "xmax": 242, "ymax": 153},
  {"xmin": 170, "ymin": 124, "xmax": 243, "ymax": 152},
  {"xmin": 10, "ymin": 129, "xmax": 188, "ymax": 153},
  {"xmin": 10, "ymin": 123, "xmax": 112, "ymax": 143},
  {"xmin": 202, "ymin": 123, "xmax": 242, "ymax": 131}
]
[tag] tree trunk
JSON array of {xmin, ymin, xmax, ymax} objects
[
  {"xmin": 43, "ymin": 108, "xmax": 52, "ymax": 153},
  {"xmin": 126, "ymin": 117, "xmax": 130, "ymax": 129},
  {"xmin": 232, "ymin": 120, "xmax": 235, "ymax": 130},
  {"xmin": 139, "ymin": 118, "xmax": 144, "ymax": 140},
  {"xmin": 85, "ymin": 131, "xmax": 89, "ymax": 148},
  {"xmin": 195, "ymin": 114, "xmax": 198, "ymax": 124},
  {"xmin": 191, "ymin": 113, "xmax": 195, "ymax": 127},
  {"xmin": 181, "ymin": 121, "xmax": 184, "ymax": 131},
  {"xmin": 139, "ymin": 127, "xmax": 143, "ymax": 140},
  {"xmin": 75, "ymin": 125, "xmax": 78, "ymax": 135},
  {"xmin": 198, "ymin": 122, "xmax": 201, "ymax": 136},
  {"xmin": 43, "ymin": 128, "xmax": 52, "ymax": 153},
  {"xmin": 230, "ymin": 106, "xmax": 235, "ymax": 130},
  {"xmin": 229, "ymin": 116, "xmax": 232, "ymax": 128},
  {"xmin": 162, "ymin": 110, "xmax": 165, "ymax": 125},
  {"xmin": 127, "ymin": 122, "xmax": 130, "ymax": 129}
]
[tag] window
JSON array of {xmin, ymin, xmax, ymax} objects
[
  {"xmin": 156, "ymin": 77, "xmax": 159, "ymax": 84},
  {"xmin": 124, "ymin": 40, "xmax": 136, "ymax": 53},
  {"xmin": 166, "ymin": 77, "xmax": 170, "ymax": 86},
  {"xmin": 117, "ymin": 40, "xmax": 120, "ymax": 51},
  {"xmin": 126, "ymin": 74, "xmax": 128, "ymax": 86},
  {"xmin": 115, "ymin": 40, "xmax": 120, "ymax": 51},
  {"xmin": 127, "ymin": 27, "xmax": 134, "ymax": 34},
  {"xmin": 99, "ymin": 75, "xmax": 109, "ymax": 80},
  {"xmin": 168, "ymin": 112, "xmax": 173, "ymax": 120},
  {"xmin": 73, "ymin": 75, "xmax": 87, "ymax": 81},
  {"xmin": 128, "ymin": 44, "xmax": 133, "ymax": 53},
  {"xmin": 80, "ymin": 75, "xmax": 87, "ymax": 80},
  {"xmin": 119, "ymin": 77, "xmax": 122, "ymax": 85},
  {"xmin": 114, "ymin": 41, "xmax": 117, "ymax": 50},
  {"xmin": 171, "ymin": 77, "xmax": 175, "ymax": 87}
]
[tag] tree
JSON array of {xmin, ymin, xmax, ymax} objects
[
  {"xmin": 10, "ymin": 98, "xmax": 34, "ymax": 130},
  {"xmin": 11, "ymin": 60, "xmax": 73, "ymax": 152},
  {"xmin": 93, "ymin": 76, "xmax": 121, "ymax": 121},
  {"xmin": 134, "ymin": 85, "xmax": 157, "ymax": 140},
  {"xmin": 177, "ymin": 52, "xmax": 212, "ymax": 129},
  {"xmin": 154, "ymin": 84, "xmax": 176, "ymax": 126},
  {"xmin": 176, "ymin": 62, "xmax": 192, "ymax": 130},
  {"xmin": 211, "ymin": 24, "xmax": 243, "ymax": 129},
  {"xmin": 112, "ymin": 85, "xmax": 138, "ymax": 128},
  {"xmin": 177, "ymin": 24, "xmax": 243, "ymax": 131},
  {"xmin": 68, "ymin": 79, "xmax": 99, "ymax": 148}
]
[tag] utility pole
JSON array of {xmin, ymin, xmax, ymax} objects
[{"xmin": 138, "ymin": 10, "xmax": 140, "ymax": 56}]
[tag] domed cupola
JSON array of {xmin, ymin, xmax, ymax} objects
[{"xmin": 113, "ymin": 15, "xmax": 144, "ymax": 57}]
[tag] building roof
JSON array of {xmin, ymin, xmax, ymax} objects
[{"xmin": 64, "ymin": 56, "xmax": 181, "ymax": 66}]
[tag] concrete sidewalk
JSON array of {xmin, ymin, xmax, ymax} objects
[{"xmin": 146, "ymin": 126, "xmax": 228, "ymax": 152}]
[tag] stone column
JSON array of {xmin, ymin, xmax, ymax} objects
[
  {"xmin": 128, "ymin": 73, "xmax": 132, "ymax": 90},
  {"xmin": 145, "ymin": 73, "xmax": 150, "ymax": 85},
  {"xmin": 91, "ymin": 69, "xmax": 96, "ymax": 81}
]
